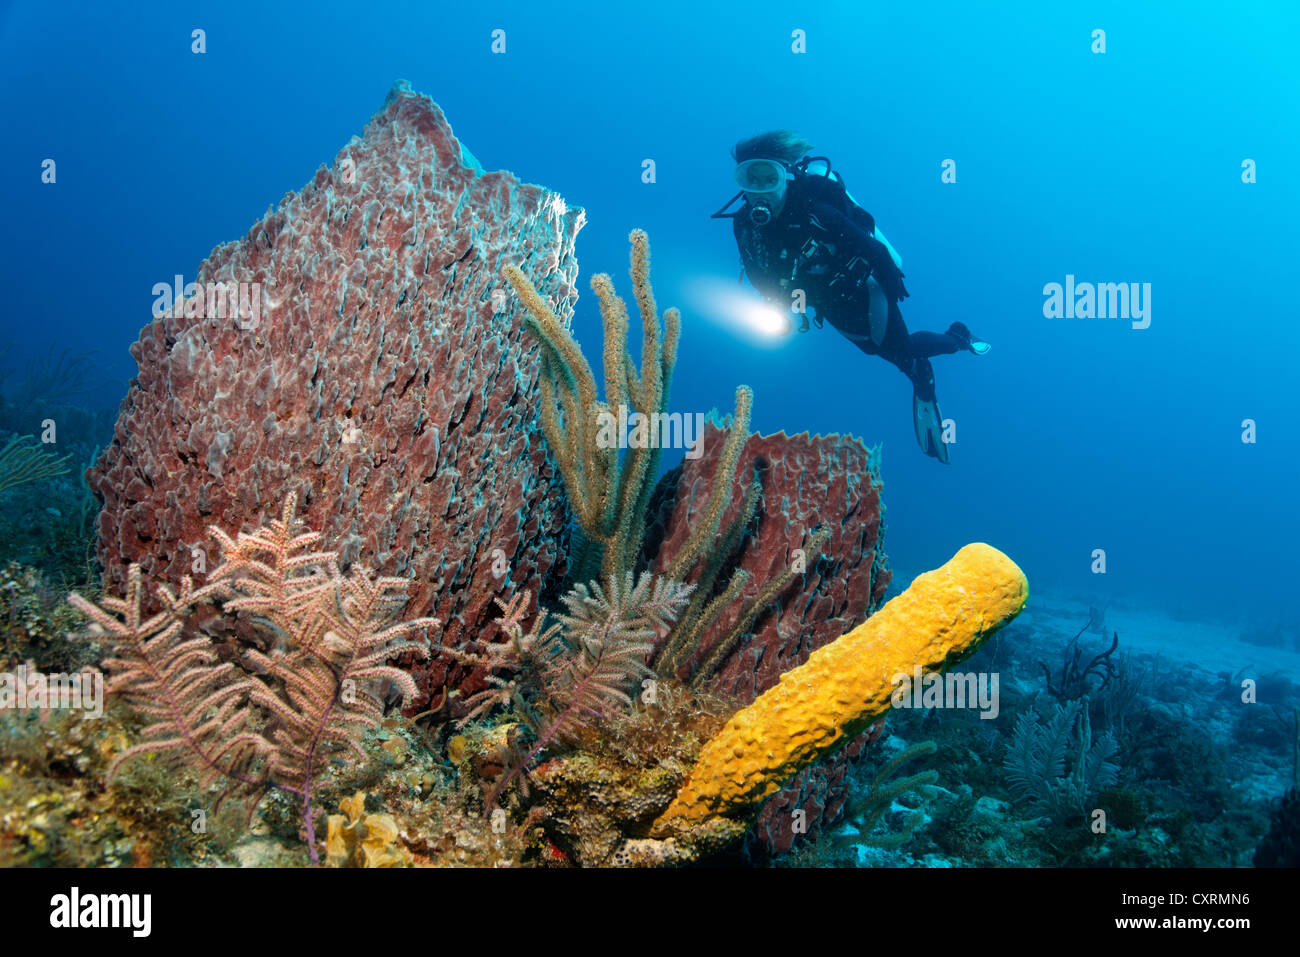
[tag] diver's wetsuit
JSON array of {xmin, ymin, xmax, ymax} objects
[{"xmin": 733, "ymin": 171, "xmax": 963, "ymax": 401}]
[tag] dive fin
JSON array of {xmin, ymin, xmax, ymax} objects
[
  {"xmin": 912, "ymin": 358, "xmax": 949, "ymax": 464},
  {"xmin": 913, "ymin": 393, "xmax": 949, "ymax": 463}
]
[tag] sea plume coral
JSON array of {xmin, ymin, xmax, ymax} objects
[
  {"xmin": 542, "ymin": 573, "xmax": 692, "ymax": 746},
  {"xmin": 1002, "ymin": 698, "xmax": 1120, "ymax": 822},
  {"xmin": 67, "ymin": 492, "xmax": 437, "ymax": 862},
  {"xmin": 69, "ymin": 565, "xmax": 268, "ymax": 803},
  {"xmin": 436, "ymin": 571, "xmax": 693, "ymax": 809}
]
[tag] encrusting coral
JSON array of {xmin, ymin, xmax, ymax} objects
[
  {"xmin": 66, "ymin": 492, "xmax": 437, "ymax": 863},
  {"xmin": 649, "ymin": 543, "xmax": 1028, "ymax": 839},
  {"xmin": 508, "ymin": 678, "xmax": 739, "ymax": 866}
]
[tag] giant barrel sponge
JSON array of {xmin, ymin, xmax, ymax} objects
[
  {"xmin": 652, "ymin": 543, "xmax": 1028, "ymax": 836},
  {"xmin": 88, "ymin": 82, "xmax": 580, "ymax": 709}
]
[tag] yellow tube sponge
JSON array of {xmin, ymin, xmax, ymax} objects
[{"xmin": 651, "ymin": 542, "xmax": 1028, "ymax": 836}]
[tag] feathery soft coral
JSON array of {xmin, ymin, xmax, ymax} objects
[
  {"xmin": 68, "ymin": 492, "xmax": 438, "ymax": 862},
  {"xmin": 439, "ymin": 571, "xmax": 693, "ymax": 811}
]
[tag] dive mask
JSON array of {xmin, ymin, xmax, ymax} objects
[
  {"xmin": 732, "ymin": 158, "xmax": 791, "ymax": 194},
  {"xmin": 734, "ymin": 159, "xmax": 792, "ymax": 225}
]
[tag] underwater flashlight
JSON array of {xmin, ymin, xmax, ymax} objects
[
  {"xmin": 682, "ymin": 276, "xmax": 793, "ymax": 347},
  {"xmin": 750, "ymin": 304, "xmax": 791, "ymax": 338}
]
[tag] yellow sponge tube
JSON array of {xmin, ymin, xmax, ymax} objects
[{"xmin": 652, "ymin": 542, "xmax": 1028, "ymax": 835}]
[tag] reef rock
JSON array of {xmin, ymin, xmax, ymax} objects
[
  {"xmin": 88, "ymin": 82, "xmax": 580, "ymax": 707},
  {"xmin": 645, "ymin": 425, "xmax": 891, "ymax": 854}
]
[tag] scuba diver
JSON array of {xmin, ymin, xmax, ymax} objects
[{"xmin": 713, "ymin": 131, "xmax": 990, "ymax": 463}]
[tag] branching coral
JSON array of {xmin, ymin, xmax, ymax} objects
[
  {"xmin": 66, "ymin": 492, "xmax": 437, "ymax": 862},
  {"xmin": 65, "ymin": 566, "xmax": 267, "ymax": 808},
  {"xmin": 0, "ymin": 434, "xmax": 70, "ymax": 495},
  {"xmin": 1040, "ymin": 628, "xmax": 1120, "ymax": 702},
  {"xmin": 505, "ymin": 230, "xmax": 775, "ymax": 695},
  {"xmin": 658, "ymin": 525, "xmax": 833, "ymax": 689},
  {"xmin": 834, "ymin": 740, "xmax": 940, "ymax": 852},
  {"xmin": 436, "ymin": 571, "xmax": 693, "ymax": 810},
  {"xmin": 502, "ymin": 229, "xmax": 750, "ymax": 586}
]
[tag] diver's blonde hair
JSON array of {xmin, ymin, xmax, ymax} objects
[{"xmin": 730, "ymin": 131, "xmax": 814, "ymax": 165}]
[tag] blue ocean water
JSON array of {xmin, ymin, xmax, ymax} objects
[{"xmin": 2, "ymin": 0, "xmax": 1296, "ymax": 629}]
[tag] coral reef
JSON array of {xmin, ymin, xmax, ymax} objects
[
  {"xmin": 506, "ymin": 232, "xmax": 893, "ymax": 854},
  {"xmin": 21, "ymin": 78, "xmax": 1215, "ymax": 869},
  {"xmin": 0, "ymin": 451, "xmax": 101, "ymax": 590},
  {"xmin": 0, "ymin": 562, "xmax": 95, "ymax": 673},
  {"xmin": 0, "ymin": 344, "xmax": 116, "ymax": 585},
  {"xmin": 87, "ymin": 81, "xmax": 580, "ymax": 709},
  {"xmin": 0, "ymin": 702, "xmax": 203, "ymax": 867},
  {"xmin": 651, "ymin": 543, "xmax": 1028, "ymax": 838},
  {"xmin": 518, "ymin": 680, "xmax": 740, "ymax": 866}
]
